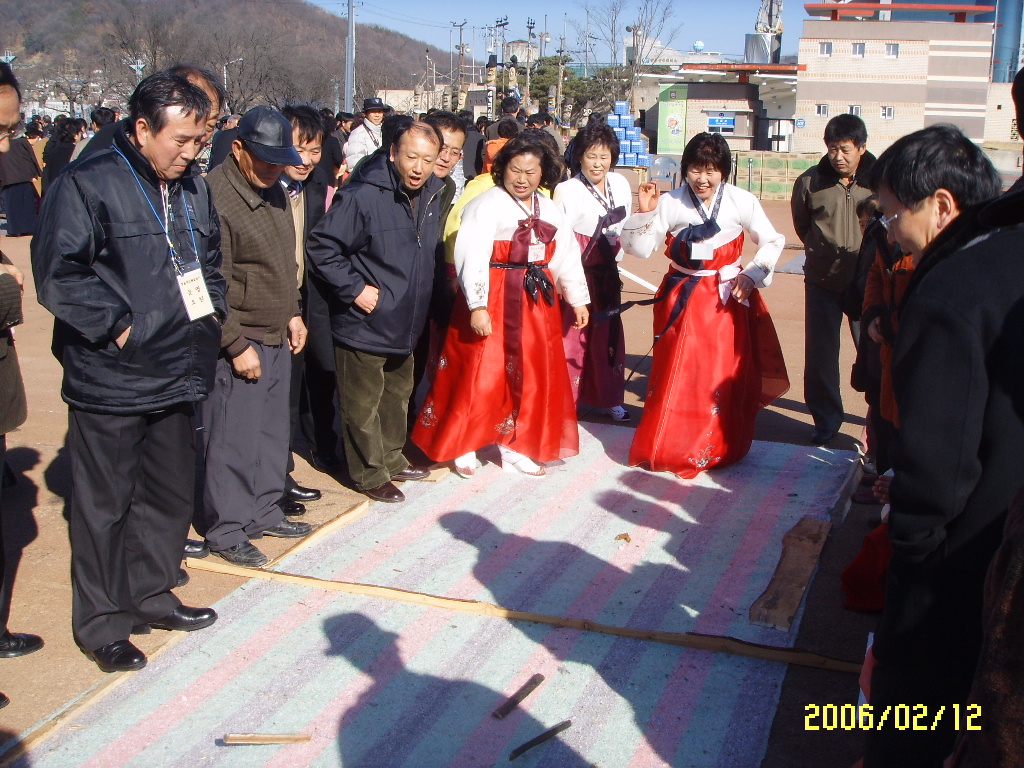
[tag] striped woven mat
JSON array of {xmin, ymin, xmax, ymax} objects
[{"xmin": 18, "ymin": 425, "xmax": 856, "ymax": 768}]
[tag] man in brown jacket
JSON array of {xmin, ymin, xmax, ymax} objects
[
  {"xmin": 203, "ymin": 106, "xmax": 312, "ymax": 567},
  {"xmin": 791, "ymin": 114, "xmax": 874, "ymax": 445}
]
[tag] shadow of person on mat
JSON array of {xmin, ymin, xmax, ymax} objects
[
  {"xmin": 439, "ymin": 511, "xmax": 710, "ymax": 767},
  {"xmin": 324, "ymin": 613, "xmax": 589, "ymax": 767},
  {"xmin": 0, "ymin": 730, "xmax": 31, "ymax": 767}
]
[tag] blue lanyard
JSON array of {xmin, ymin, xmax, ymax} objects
[{"xmin": 113, "ymin": 146, "xmax": 201, "ymax": 274}]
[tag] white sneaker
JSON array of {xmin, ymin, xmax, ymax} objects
[
  {"xmin": 604, "ymin": 405, "xmax": 630, "ymax": 422},
  {"xmin": 498, "ymin": 445, "xmax": 546, "ymax": 476},
  {"xmin": 453, "ymin": 451, "xmax": 478, "ymax": 479}
]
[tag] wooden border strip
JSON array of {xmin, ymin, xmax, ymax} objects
[
  {"xmin": 264, "ymin": 499, "xmax": 370, "ymax": 567},
  {"xmin": 186, "ymin": 558, "xmax": 862, "ymax": 674}
]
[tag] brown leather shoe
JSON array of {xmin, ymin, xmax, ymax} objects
[
  {"xmin": 364, "ymin": 481, "xmax": 405, "ymax": 503},
  {"xmin": 392, "ymin": 467, "xmax": 430, "ymax": 482}
]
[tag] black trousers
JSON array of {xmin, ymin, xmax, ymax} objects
[
  {"xmin": 288, "ymin": 346, "xmax": 340, "ymax": 470},
  {"xmin": 0, "ymin": 435, "xmax": 9, "ymax": 634},
  {"xmin": 68, "ymin": 405, "xmax": 194, "ymax": 650},
  {"xmin": 804, "ymin": 282, "xmax": 860, "ymax": 433},
  {"xmin": 202, "ymin": 342, "xmax": 291, "ymax": 551}
]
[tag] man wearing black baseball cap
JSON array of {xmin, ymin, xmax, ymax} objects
[
  {"xmin": 203, "ymin": 105, "xmax": 313, "ymax": 567},
  {"xmin": 344, "ymin": 96, "xmax": 390, "ymax": 171}
]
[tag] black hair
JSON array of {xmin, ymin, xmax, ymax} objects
[
  {"xmin": 281, "ymin": 104, "xmax": 326, "ymax": 144},
  {"xmin": 57, "ymin": 118, "xmax": 82, "ymax": 143},
  {"xmin": 1013, "ymin": 67, "xmax": 1024, "ymax": 130},
  {"xmin": 336, "ymin": 111, "xmax": 354, "ymax": 122},
  {"xmin": 491, "ymin": 129, "xmax": 564, "ymax": 192},
  {"xmin": 823, "ymin": 114, "xmax": 867, "ymax": 148},
  {"xmin": 381, "ymin": 114, "xmax": 415, "ymax": 151},
  {"xmin": 526, "ymin": 112, "xmax": 545, "ymax": 127},
  {"xmin": 870, "ymin": 124, "xmax": 1002, "ymax": 210},
  {"xmin": 24, "ymin": 123, "xmax": 41, "ymax": 138},
  {"xmin": 856, "ymin": 195, "xmax": 880, "ymax": 218},
  {"xmin": 128, "ymin": 72, "xmax": 212, "ymax": 137},
  {"xmin": 389, "ymin": 118, "xmax": 443, "ymax": 153},
  {"xmin": 680, "ymin": 132, "xmax": 732, "ymax": 178},
  {"xmin": 0, "ymin": 63, "xmax": 20, "ymax": 102},
  {"xmin": 422, "ymin": 110, "xmax": 466, "ymax": 139},
  {"xmin": 90, "ymin": 106, "xmax": 116, "ymax": 128},
  {"xmin": 500, "ymin": 96, "xmax": 520, "ymax": 115},
  {"xmin": 496, "ymin": 118, "xmax": 518, "ymax": 139},
  {"xmin": 572, "ymin": 122, "xmax": 620, "ymax": 168},
  {"xmin": 167, "ymin": 64, "xmax": 227, "ymax": 113}
]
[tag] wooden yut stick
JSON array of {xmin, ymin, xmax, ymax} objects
[
  {"xmin": 492, "ymin": 673, "xmax": 545, "ymax": 718},
  {"xmin": 509, "ymin": 720, "xmax": 572, "ymax": 760},
  {"xmin": 223, "ymin": 733, "xmax": 311, "ymax": 745},
  {"xmin": 187, "ymin": 559, "xmax": 862, "ymax": 674}
]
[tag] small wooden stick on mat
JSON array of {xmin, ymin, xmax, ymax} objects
[
  {"xmin": 509, "ymin": 720, "xmax": 573, "ymax": 760},
  {"xmin": 223, "ymin": 734, "xmax": 311, "ymax": 745},
  {"xmin": 492, "ymin": 673, "xmax": 545, "ymax": 718}
]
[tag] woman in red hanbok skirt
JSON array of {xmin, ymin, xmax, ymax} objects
[
  {"xmin": 619, "ymin": 132, "xmax": 790, "ymax": 478},
  {"xmin": 413, "ymin": 133, "xmax": 591, "ymax": 478},
  {"xmin": 553, "ymin": 121, "xmax": 633, "ymax": 421}
]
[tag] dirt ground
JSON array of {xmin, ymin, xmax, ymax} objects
[{"xmin": 0, "ymin": 199, "xmax": 880, "ymax": 766}]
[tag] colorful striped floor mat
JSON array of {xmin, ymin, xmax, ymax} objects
[{"xmin": 17, "ymin": 426, "xmax": 856, "ymax": 768}]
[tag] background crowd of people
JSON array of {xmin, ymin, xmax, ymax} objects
[{"xmin": 3, "ymin": 57, "xmax": 1024, "ymax": 768}]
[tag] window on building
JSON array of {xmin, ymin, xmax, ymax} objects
[
  {"xmin": 816, "ymin": 104, "xmax": 829, "ymax": 117},
  {"xmin": 881, "ymin": 105, "xmax": 895, "ymax": 119},
  {"xmin": 849, "ymin": 105, "xmax": 862, "ymax": 116},
  {"xmin": 819, "ymin": 41, "xmax": 833, "ymax": 57},
  {"xmin": 885, "ymin": 43, "xmax": 900, "ymax": 58},
  {"xmin": 852, "ymin": 42, "xmax": 866, "ymax": 58}
]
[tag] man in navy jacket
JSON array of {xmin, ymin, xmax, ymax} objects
[
  {"xmin": 32, "ymin": 73, "xmax": 227, "ymax": 673},
  {"xmin": 307, "ymin": 121, "xmax": 444, "ymax": 503}
]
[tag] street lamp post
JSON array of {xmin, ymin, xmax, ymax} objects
[
  {"xmin": 129, "ymin": 58, "xmax": 145, "ymax": 84},
  {"xmin": 0, "ymin": 50, "xmax": 15, "ymax": 67}
]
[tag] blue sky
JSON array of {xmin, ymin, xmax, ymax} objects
[{"xmin": 310, "ymin": 0, "xmax": 809, "ymax": 63}]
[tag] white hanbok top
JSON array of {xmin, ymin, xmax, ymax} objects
[
  {"xmin": 454, "ymin": 186, "xmax": 591, "ymax": 311},
  {"xmin": 553, "ymin": 172, "xmax": 634, "ymax": 262},
  {"xmin": 619, "ymin": 182, "xmax": 785, "ymax": 286}
]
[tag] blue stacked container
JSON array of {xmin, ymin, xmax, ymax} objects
[
  {"xmin": 622, "ymin": 153, "xmax": 638, "ymax": 167},
  {"xmin": 606, "ymin": 113, "xmax": 620, "ymax": 128},
  {"xmin": 613, "ymin": 127, "xmax": 626, "ymax": 141},
  {"xmin": 637, "ymin": 154, "xmax": 652, "ymax": 168},
  {"xmin": 614, "ymin": 101, "xmax": 631, "ymax": 115}
]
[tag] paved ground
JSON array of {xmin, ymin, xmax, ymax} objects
[{"xmin": 0, "ymin": 199, "xmax": 879, "ymax": 766}]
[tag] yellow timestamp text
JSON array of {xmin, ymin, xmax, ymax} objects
[{"xmin": 804, "ymin": 704, "xmax": 981, "ymax": 731}]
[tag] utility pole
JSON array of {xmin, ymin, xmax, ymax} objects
[
  {"xmin": 453, "ymin": 20, "xmax": 468, "ymax": 111},
  {"xmin": 129, "ymin": 58, "xmax": 145, "ymax": 85},
  {"xmin": 525, "ymin": 18, "xmax": 535, "ymax": 110},
  {"xmin": 556, "ymin": 30, "xmax": 566, "ymax": 122},
  {"xmin": 495, "ymin": 16, "xmax": 508, "ymax": 94},
  {"xmin": 343, "ymin": 0, "xmax": 356, "ymax": 112},
  {"xmin": 0, "ymin": 50, "xmax": 16, "ymax": 67}
]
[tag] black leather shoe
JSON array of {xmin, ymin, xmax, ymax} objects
[
  {"xmin": 176, "ymin": 568, "xmax": 189, "ymax": 588},
  {"xmin": 148, "ymin": 605, "xmax": 217, "ymax": 632},
  {"xmin": 213, "ymin": 541, "xmax": 269, "ymax": 567},
  {"xmin": 280, "ymin": 499, "xmax": 306, "ymax": 516},
  {"xmin": 286, "ymin": 476, "xmax": 321, "ymax": 502},
  {"xmin": 0, "ymin": 631, "xmax": 43, "ymax": 658},
  {"xmin": 183, "ymin": 539, "xmax": 209, "ymax": 559},
  {"xmin": 392, "ymin": 466, "xmax": 430, "ymax": 482},
  {"xmin": 262, "ymin": 519, "xmax": 313, "ymax": 538},
  {"xmin": 0, "ymin": 692, "xmax": 9, "ymax": 709},
  {"xmin": 88, "ymin": 640, "xmax": 147, "ymax": 672},
  {"xmin": 810, "ymin": 427, "xmax": 837, "ymax": 445},
  {"xmin": 364, "ymin": 481, "xmax": 405, "ymax": 503},
  {"xmin": 310, "ymin": 452, "xmax": 343, "ymax": 473}
]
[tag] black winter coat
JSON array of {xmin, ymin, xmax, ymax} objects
[
  {"xmin": 306, "ymin": 151, "xmax": 443, "ymax": 356},
  {"xmin": 876, "ymin": 193, "xmax": 1024, "ymax": 673},
  {"xmin": 31, "ymin": 127, "xmax": 227, "ymax": 415}
]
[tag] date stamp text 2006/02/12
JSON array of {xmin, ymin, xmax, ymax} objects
[{"xmin": 805, "ymin": 704, "xmax": 981, "ymax": 731}]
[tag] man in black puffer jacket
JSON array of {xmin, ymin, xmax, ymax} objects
[
  {"xmin": 307, "ymin": 120, "xmax": 444, "ymax": 504},
  {"xmin": 32, "ymin": 73, "xmax": 227, "ymax": 674}
]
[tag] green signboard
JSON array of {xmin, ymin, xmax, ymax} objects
[{"xmin": 657, "ymin": 84, "xmax": 688, "ymax": 155}]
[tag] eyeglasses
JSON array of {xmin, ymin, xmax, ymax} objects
[
  {"xmin": 879, "ymin": 212, "xmax": 899, "ymax": 230},
  {"xmin": 0, "ymin": 129, "xmax": 15, "ymax": 141},
  {"xmin": 439, "ymin": 145, "xmax": 464, "ymax": 159}
]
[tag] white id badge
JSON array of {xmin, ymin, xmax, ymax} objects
[
  {"xmin": 528, "ymin": 242, "xmax": 547, "ymax": 263},
  {"xmin": 690, "ymin": 240, "xmax": 715, "ymax": 261},
  {"xmin": 177, "ymin": 263, "xmax": 215, "ymax": 321}
]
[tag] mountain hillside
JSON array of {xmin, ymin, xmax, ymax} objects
[{"xmin": 0, "ymin": 0, "xmax": 450, "ymax": 110}]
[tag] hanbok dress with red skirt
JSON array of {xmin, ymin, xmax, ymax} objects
[
  {"xmin": 413, "ymin": 188, "xmax": 590, "ymax": 463},
  {"xmin": 620, "ymin": 182, "xmax": 789, "ymax": 478}
]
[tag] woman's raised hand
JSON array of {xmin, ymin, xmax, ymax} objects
[{"xmin": 637, "ymin": 182, "xmax": 659, "ymax": 214}]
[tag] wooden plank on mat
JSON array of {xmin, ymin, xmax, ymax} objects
[
  {"xmin": 263, "ymin": 499, "xmax": 371, "ymax": 567},
  {"xmin": 188, "ymin": 557, "xmax": 861, "ymax": 674},
  {"xmin": 749, "ymin": 516, "xmax": 832, "ymax": 631}
]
